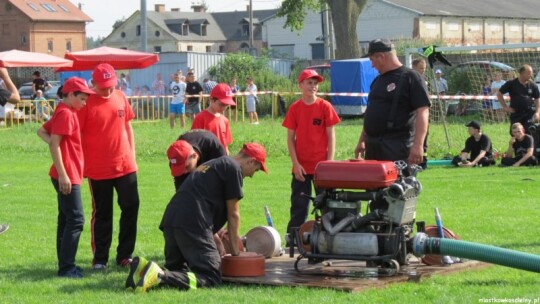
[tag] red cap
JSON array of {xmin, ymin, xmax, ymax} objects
[
  {"xmin": 62, "ymin": 77, "xmax": 94, "ymax": 95},
  {"xmin": 242, "ymin": 143, "xmax": 268, "ymax": 173},
  {"xmin": 167, "ymin": 140, "xmax": 193, "ymax": 177},
  {"xmin": 210, "ymin": 83, "xmax": 236, "ymax": 106},
  {"xmin": 92, "ymin": 63, "xmax": 117, "ymax": 88},
  {"xmin": 298, "ymin": 69, "xmax": 324, "ymax": 84}
]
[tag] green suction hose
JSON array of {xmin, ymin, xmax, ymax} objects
[{"xmin": 413, "ymin": 233, "xmax": 540, "ymax": 273}]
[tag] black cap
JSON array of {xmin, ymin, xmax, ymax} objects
[
  {"xmin": 363, "ymin": 38, "xmax": 394, "ymax": 57},
  {"xmin": 465, "ymin": 120, "xmax": 481, "ymax": 130}
]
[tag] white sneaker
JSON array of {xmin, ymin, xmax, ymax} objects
[
  {"xmin": 253, "ymin": 121, "xmax": 259, "ymax": 125},
  {"xmin": 93, "ymin": 263, "xmax": 107, "ymax": 270}
]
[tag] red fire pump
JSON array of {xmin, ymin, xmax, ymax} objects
[{"xmin": 290, "ymin": 159, "xmax": 422, "ymax": 272}]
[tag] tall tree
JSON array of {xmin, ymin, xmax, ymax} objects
[{"xmin": 277, "ymin": 0, "xmax": 368, "ymax": 59}]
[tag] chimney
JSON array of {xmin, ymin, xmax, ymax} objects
[
  {"xmin": 191, "ymin": 3, "xmax": 206, "ymax": 13},
  {"xmin": 171, "ymin": 8, "xmax": 180, "ymax": 12},
  {"xmin": 246, "ymin": 5, "xmax": 250, "ymax": 11},
  {"xmin": 155, "ymin": 4, "xmax": 165, "ymax": 13}
]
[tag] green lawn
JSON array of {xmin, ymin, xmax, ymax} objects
[{"xmin": 0, "ymin": 118, "xmax": 539, "ymax": 303}]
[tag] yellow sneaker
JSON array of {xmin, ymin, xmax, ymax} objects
[
  {"xmin": 134, "ymin": 261, "xmax": 161, "ymax": 293},
  {"xmin": 125, "ymin": 256, "xmax": 148, "ymax": 290}
]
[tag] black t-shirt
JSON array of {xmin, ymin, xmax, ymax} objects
[
  {"xmin": 173, "ymin": 130, "xmax": 227, "ymax": 185},
  {"xmin": 0, "ymin": 88, "xmax": 10, "ymax": 106},
  {"xmin": 513, "ymin": 134, "xmax": 534, "ymax": 158},
  {"xmin": 363, "ymin": 66, "xmax": 430, "ymax": 138},
  {"xmin": 462, "ymin": 134, "xmax": 493, "ymax": 159},
  {"xmin": 185, "ymin": 81, "xmax": 203, "ymax": 104},
  {"xmin": 33, "ymin": 78, "xmax": 47, "ymax": 92},
  {"xmin": 160, "ymin": 156, "xmax": 243, "ymax": 233},
  {"xmin": 499, "ymin": 78, "xmax": 539, "ymax": 113}
]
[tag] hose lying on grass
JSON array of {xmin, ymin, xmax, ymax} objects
[{"xmin": 412, "ymin": 232, "xmax": 540, "ymax": 273}]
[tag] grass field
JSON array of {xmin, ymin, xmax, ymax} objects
[{"xmin": 1, "ymin": 118, "xmax": 539, "ymax": 303}]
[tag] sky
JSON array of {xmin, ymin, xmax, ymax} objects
[{"xmin": 73, "ymin": 0, "xmax": 283, "ymax": 38}]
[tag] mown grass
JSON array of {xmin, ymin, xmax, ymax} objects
[{"xmin": 0, "ymin": 118, "xmax": 539, "ymax": 303}]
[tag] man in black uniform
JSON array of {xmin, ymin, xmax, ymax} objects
[
  {"xmin": 31, "ymin": 71, "xmax": 52, "ymax": 99},
  {"xmin": 126, "ymin": 143, "xmax": 268, "ymax": 293},
  {"xmin": 451, "ymin": 120, "xmax": 496, "ymax": 167},
  {"xmin": 355, "ymin": 38, "xmax": 430, "ymax": 166},
  {"xmin": 497, "ymin": 64, "xmax": 540, "ymax": 134},
  {"xmin": 184, "ymin": 72, "xmax": 203, "ymax": 120},
  {"xmin": 500, "ymin": 123, "xmax": 538, "ymax": 167},
  {"xmin": 167, "ymin": 129, "xmax": 226, "ymax": 191}
]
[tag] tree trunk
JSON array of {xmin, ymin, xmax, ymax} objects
[{"xmin": 327, "ymin": 0, "xmax": 367, "ymax": 59}]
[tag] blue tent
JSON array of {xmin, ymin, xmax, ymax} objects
[{"xmin": 330, "ymin": 58, "xmax": 379, "ymax": 116}]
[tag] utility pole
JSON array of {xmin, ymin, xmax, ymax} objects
[
  {"xmin": 141, "ymin": 0, "xmax": 147, "ymax": 52},
  {"xmin": 321, "ymin": 3, "xmax": 331, "ymax": 60}
]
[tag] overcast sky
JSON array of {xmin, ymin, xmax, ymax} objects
[{"xmin": 73, "ymin": 0, "xmax": 283, "ymax": 38}]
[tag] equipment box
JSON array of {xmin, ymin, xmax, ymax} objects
[{"xmin": 314, "ymin": 160, "xmax": 398, "ymax": 190}]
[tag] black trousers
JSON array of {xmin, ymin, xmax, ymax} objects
[
  {"xmin": 501, "ymin": 155, "xmax": 538, "ymax": 166},
  {"xmin": 365, "ymin": 135, "xmax": 410, "ymax": 162},
  {"xmin": 286, "ymin": 174, "xmax": 323, "ymax": 235},
  {"xmin": 451, "ymin": 156, "xmax": 496, "ymax": 167},
  {"xmin": 52, "ymin": 179, "xmax": 84, "ymax": 275},
  {"xmin": 161, "ymin": 227, "xmax": 221, "ymax": 290},
  {"xmin": 88, "ymin": 172, "xmax": 139, "ymax": 265}
]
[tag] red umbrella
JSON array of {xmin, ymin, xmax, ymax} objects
[
  {"xmin": 0, "ymin": 49, "xmax": 73, "ymax": 68},
  {"xmin": 56, "ymin": 46, "xmax": 159, "ymax": 72}
]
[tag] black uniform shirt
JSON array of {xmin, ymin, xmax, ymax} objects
[
  {"xmin": 462, "ymin": 134, "xmax": 493, "ymax": 159},
  {"xmin": 363, "ymin": 66, "xmax": 430, "ymax": 138},
  {"xmin": 185, "ymin": 81, "xmax": 203, "ymax": 105},
  {"xmin": 160, "ymin": 156, "xmax": 243, "ymax": 234},
  {"xmin": 499, "ymin": 78, "xmax": 539, "ymax": 113}
]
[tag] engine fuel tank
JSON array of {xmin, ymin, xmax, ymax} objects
[{"xmin": 314, "ymin": 160, "xmax": 398, "ymax": 190}]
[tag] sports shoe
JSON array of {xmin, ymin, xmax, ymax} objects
[
  {"xmin": 59, "ymin": 267, "xmax": 83, "ymax": 279},
  {"xmin": 135, "ymin": 261, "xmax": 161, "ymax": 293},
  {"xmin": 117, "ymin": 258, "xmax": 132, "ymax": 268},
  {"xmin": 92, "ymin": 263, "xmax": 107, "ymax": 270},
  {"xmin": 125, "ymin": 256, "xmax": 148, "ymax": 290},
  {"xmin": 0, "ymin": 224, "xmax": 9, "ymax": 235}
]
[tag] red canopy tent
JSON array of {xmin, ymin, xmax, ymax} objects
[
  {"xmin": 0, "ymin": 50, "xmax": 73, "ymax": 68},
  {"xmin": 55, "ymin": 46, "xmax": 159, "ymax": 72}
]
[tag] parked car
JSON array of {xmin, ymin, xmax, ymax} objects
[{"xmin": 18, "ymin": 80, "xmax": 61, "ymax": 100}]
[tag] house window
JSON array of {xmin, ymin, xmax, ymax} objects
[
  {"xmin": 206, "ymin": 46, "xmax": 211, "ymax": 53},
  {"xmin": 182, "ymin": 24, "xmax": 189, "ymax": 36},
  {"xmin": 242, "ymin": 24, "xmax": 249, "ymax": 37},
  {"xmin": 41, "ymin": 3, "xmax": 57, "ymax": 12},
  {"xmin": 121, "ymin": 32, "xmax": 126, "ymax": 38},
  {"xmin": 447, "ymin": 22, "xmax": 459, "ymax": 31},
  {"xmin": 218, "ymin": 45, "xmax": 225, "ymax": 53},
  {"xmin": 154, "ymin": 46, "xmax": 162, "ymax": 52},
  {"xmin": 20, "ymin": 34, "xmax": 27, "ymax": 45},
  {"xmin": 155, "ymin": 30, "xmax": 160, "ymax": 37},
  {"xmin": 58, "ymin": 4, "xmax": 69, "ymax": 12},
  {"xmin": 47, "ymin": 40, "xmax": 53, "ymax": 53},
  {"xmin": 187, "ymin": 45, "xmax": 193, "ymax": 51},
  {"xmin": 201, "ymin": 24, "xmax": 207, "ymax": 36},
  {"xmin": 510, "ymin": 25, "xmax": 520, "ymax": 32},
  {"xmin": 468, "ymin": 24, "xmax": 480, "ymax": 32},
  {"xmin": 424, "ymin": 22, "xmax": 437, "ymax": 30},
  {"xmin": 27, "ymin": 3, "xmax": 39, "ymax": 11},
  {"xmin": 490, "ymin": 24, "xmax": 501, "ymax": 32},
  {"xmin": 136, "ymin": 25, "xmax": 141, "ymax": 36},
  {"xmin": 66, "ymin": 41, "xmax": 72, "ymax": 52},
  {"xmin": 270, "ymin": 44, "xmax": 294, "ymax": 58}
]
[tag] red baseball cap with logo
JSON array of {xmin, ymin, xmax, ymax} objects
[
  {"xmin": 210, "ymin": 83, "xmax": 236, "ymax": 106},
  {"xmin": 92, "ymin": 63, "xmax": 118, "ymax": 88},
  {"xmin": 62, "ymin": 77, "xmax": 94, "ymax": 95},
  {"xmin": 298, "ymin": 69, "xmax": 324, "ymax": 84},
  {"xmin": 242, "ymin": 143, "xmax": 268, "ymax": 173},
  {"xmin": 167, "ymin": 140, "xmax": 193, "ymax": 177}
]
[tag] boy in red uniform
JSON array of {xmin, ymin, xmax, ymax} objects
[
  {"xmin": 37, "ymin": 77, "xmax": 95, "ymax": 278},
  {"xmin": 282, "ymin": 69, "xmax": 341, "ymax": 243},
  {"xmin": 191, "ymin": 83, "xmax": 235, "ymax": 155},
  {"xmin": 78, "ymin": 63, "xmax": 140, "ymax": 270}
]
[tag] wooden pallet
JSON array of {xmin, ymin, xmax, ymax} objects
[{"xmin": 223, "ymin": 255, "xmax": 489, "ymax": 293}]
